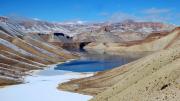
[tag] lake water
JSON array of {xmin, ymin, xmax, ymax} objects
[{"xmin": 54, "ymin": 52, "xmax": 140, "ymax": 72}]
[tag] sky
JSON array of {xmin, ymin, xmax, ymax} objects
[{"xmin": 0, "ymin": 0, "xmax": 179, "ymax": 25}]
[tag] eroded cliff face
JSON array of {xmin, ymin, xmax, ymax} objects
[{"xmin": 0, "ymin": 23, "xmax": 77, "ymax": 86}]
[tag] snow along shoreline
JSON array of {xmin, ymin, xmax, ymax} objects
[{"xmin": 0, "ymin": 64, "xmax": 93, "ymax": 101}]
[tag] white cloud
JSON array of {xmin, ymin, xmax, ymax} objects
[
  {"xmin": 103, "ymin": 8, "xmax": 172, "ymax": 23},
  {"xmin": 107, "ymin": 12, "xmax": 137, "ymax": 23},
  {"xmin": 61, "ymin": 20, "xmax": 87, "ymax": 24},
  {"xmin": 143, "ymin": 8, "xmax": 170, "ymax": 15},
  {"xmin": 102, "ymin": 10, "xmax": 173, "ymax": 24},
  {"xmin": 33, "ymin": 18, "xmax": 41, "ymax": 21},
  {"xmin": 140, "ymin": 8, "xmax": 174, "ymax": 23},
  {"xmin": 76, "ymin": 20, "xmax": 86, "ymax": 24},
  {"xmin": 142, "ymin": 15, "xmax": 170, "ymax": 22}
]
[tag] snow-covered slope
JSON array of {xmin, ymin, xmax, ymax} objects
[{"xmin": 0, "ymin": 19, "xmax": 77, "ymax": 86}]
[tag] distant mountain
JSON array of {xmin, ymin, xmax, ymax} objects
[
  {"xmin": 0, "ymin": 16, "xmax": 176, "ymax": 38},
  {"xmin": 74, "ymin": 21, "xmax": 175, "ymax": 42}
]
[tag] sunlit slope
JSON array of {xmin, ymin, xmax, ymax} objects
[{"xmin": 85, "ymin": 27, "xmax": 180, "ymax": 52}]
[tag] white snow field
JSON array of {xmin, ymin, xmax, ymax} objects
[{"xmin": 0, "ymin": 65, "xmax": 93, "ymax": 101}]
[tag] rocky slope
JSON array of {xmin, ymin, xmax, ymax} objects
[
  {"xmin": 73, "ymin": 20, "xmax": 175, "ymax": 42},
  {"xmin": 0, "ymin": 21, "xmax": 77, "ymax": 86},
  {"xmin": 59, "ymin": 27, "xmax": 180, "ymax": 101},
  {"xmin": 85, "ymin": 27, "xmax": 180, "ymax": 53}
]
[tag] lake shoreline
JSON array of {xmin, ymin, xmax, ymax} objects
[{"xmin": 0, "ymin": 64, "xmax": 94, "ymax": 101}]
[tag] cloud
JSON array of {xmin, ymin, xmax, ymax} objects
[
  {"xmin": 62, "ymin": 20, "xmax": 87, "ymax": 24},
  {"xmin": 104, "ymin": 8, "xmax": 173, "ymax": 23},
  {"xmin": 143, "ymin": 8, "xmax": 170, "ymax": 15},
  {"xmin": 107, "ymin": 12, "xmax": 137, "ymax": 23},
  {"xmin": 101, "ymin": 8, "xmax": 171, "ymax": 23},
  {"xmin": 76, "ymin": 20, "xmax": 87, "ymax": 24},
  {"xmin": 141, "ymin": 14, "xmax": 170, "ymax": 22},
  {"xmin": 33, "ymin": 18, "xmax": 41, "ymax": 21},
  {"xmin": 140, "ymin": 8, "xmax": 175, "ymax": 23}
]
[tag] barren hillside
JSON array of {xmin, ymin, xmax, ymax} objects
[{"xmin": 59, "ymin": 27, "xmax": 180, "ymax": 101}]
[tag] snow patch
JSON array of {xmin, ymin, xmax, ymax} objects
[
  {"xmin": 0, "ymin": 68, "xmax": 93, "ymax": 101},
  {"xmin": 0, "ymin": 38, "xmax": 33, "ymax": 56}
]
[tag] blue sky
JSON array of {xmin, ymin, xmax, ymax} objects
[{"xmin": 0, "ymin": 0, "xmax": 179, "ymax": 24}]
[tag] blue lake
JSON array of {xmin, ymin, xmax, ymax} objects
[{"xmin": 55, "ymin": 53, "xmax": 141, "ymax": 72}]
